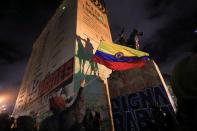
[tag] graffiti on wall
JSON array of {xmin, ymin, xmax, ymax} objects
[
  {"xmin": 111, "ymin": 85, "xmax": 175, "ymax": 131},
  {"xmin": 108, "ymin": 61, "xmax": 176, "ymax": 131},
  {"xmin": 38, "ymin": 57, "xmax": 74, "ymax": 95}
]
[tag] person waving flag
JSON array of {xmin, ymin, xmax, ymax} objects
[{"xmin": 92, "ymin": 41, "xmax": 149, "ymax": 71}]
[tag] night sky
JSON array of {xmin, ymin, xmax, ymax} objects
[{"xmin": 0, "ymin": 0, "xmax": 196, "ymax": 113}]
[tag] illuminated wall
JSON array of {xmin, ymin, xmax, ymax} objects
[
  {"xmin": 13, "ymin": 0, "xmax": 113, "ymax": 130},
  {"xmin": 13, "ymin": 0, "xmax": 78, "ymax": 117}
]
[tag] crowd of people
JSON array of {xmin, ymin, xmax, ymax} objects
[
  {"xmin": 0, "ymin": 79, "xmax": 102, "ymax": 131},
  {"xmin": 0, "ymin": 106, "xmax": 102, "ymax": 131},
  {"xmin": 0, "ymin": 113, "xmax": 36, "ymax": 131}
]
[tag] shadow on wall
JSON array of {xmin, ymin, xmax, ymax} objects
[
  {"xmin": 76, "ymin": 35, "xmax": 99, "ymax": 76},
  {"xmin": 39, "ymin": 74, "xmax": 107, "ymax": 131}
]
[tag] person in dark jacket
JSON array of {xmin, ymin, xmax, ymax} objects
[
  {"xmin": 39, "ymin": 94, "xmax": 66, "ymax": 131},
  {"xmin": 58, "ymin": 79, "xmax": 86, "ymax": 131},
  {"xmin": 39, "ymin": 79, "xmax": 86, "ymax": 131},
  {"xmin": 93, "ymin": 111, "xmax": 101, "ymax": 131},
  {"xmin": 16, "ymin": 116, "xmax": 36, "ymax": 131},
  {"xmin": 127, "ymin": 29, "xmax": 143, "ymax": 49},
  {"xmin": 0, "ymin": 113, "xmax": 9, "ymax": 131},
  {"xmin": 82, "ymin": 108, "xmax": 94, "ymax": 131}
]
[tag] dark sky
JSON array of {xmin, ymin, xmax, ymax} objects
[{"xmin": 0, "ymin": 0, "xmax": 196, "ymax": 113}]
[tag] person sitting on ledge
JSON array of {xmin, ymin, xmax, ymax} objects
[{"xmin": 127, "ymin": 29, "xmax": 143, "ymax": 50}]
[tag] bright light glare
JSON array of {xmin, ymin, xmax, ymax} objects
[{"xmin": 62, "ymin": 6, "xmax": 66, "ymax": 10}]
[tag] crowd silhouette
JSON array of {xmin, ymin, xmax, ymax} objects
[
  {"xmin": 0, "ymin": 113, "xmax": 36, "ymax": 131},
  {"xmin": 0, "ymin": 79, "xmax": 103, "ymax": 131}
]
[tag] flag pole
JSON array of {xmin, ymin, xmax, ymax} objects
[
  {"xmin": 84, "ymin": 64, "xmax": 91, "ymax": 77},
  {"xmin": 152, "ymin": 60, "xmax": 176, "ymax": 111},
  {"xmin": 92, "ymin": 39, "xmax": 115, "ymax": 131},
  {"xmin": 104, "ymin": 80, "xmax": 115, "ymax": 131}
]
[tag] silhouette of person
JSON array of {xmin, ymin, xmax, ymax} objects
[
  {"xmin": 39, "ymin": 79, "xmax": 86, "ymax": 131},
  {"xmin": 58, "ymin": 79, "xmax": 86, "ymax": 131},
  {"xmin": 76, "ymin": 36, "xmax": 85, "ymax": 73},
  {"xmin": 0, "ymin": 113, "xmax": 9, "ymax": 131},
  {"xmin": 127, "ymin": 29, "xmax": 142, "ymax": 49},
  {"xmin": 117, "ymin": 28, "xmax": 126, "ymax": 45},
  {"xmin": 84, "ymin": 38, "xmax": 93, "ymax": 60},
  {"xmin": 39, "ymin": 96, "xmax": 66, "ymax": 131},
  {"xmin": 82, "ymin": 108, "xmax": 94, "ymax": 131},
  {"xmin": 76, "ymin": 36, "xmax": 98, "ymax": 75},
  {"xmin": 93, "ymin": 111, "xmax": 102, "ymax": 131},
  {"xmin": 16, "ymin": 116, "xmax": 36, "ymax": 131},
  {"xmin": 84, "ymin": 38, "xmax": 98, "ymax": 75}
]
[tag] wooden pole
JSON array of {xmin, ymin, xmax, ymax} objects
[
  {"xmin": 104, "ymin": 80, "xmax": 115, "ymax": 131},
  {"xmin": 152, "ymin": 60, "xmax": 177, "ymax": 112}
]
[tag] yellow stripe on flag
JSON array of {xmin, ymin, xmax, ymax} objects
[{"xmin": 97, "ymin": 41, "xmax": 149, "ymax": 57}]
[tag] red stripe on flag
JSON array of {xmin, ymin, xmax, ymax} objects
[{"xmin": 92, "ymin": 55, "xmax": 146, "ymax": 71}]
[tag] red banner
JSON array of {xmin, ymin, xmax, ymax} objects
[{"xmin": 38, "ymin": 58, "xmax": 74, "ymax": 95}]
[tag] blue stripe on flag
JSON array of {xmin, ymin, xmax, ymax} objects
[{"xmin": 95, "ymin": 50, "xmax": 149, "ymax": 62}]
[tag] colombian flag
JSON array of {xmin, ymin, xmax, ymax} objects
[{"xmin": 92, "ymin": 41, "xmax": 149, "ymax": 71}]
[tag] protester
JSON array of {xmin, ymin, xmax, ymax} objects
[
  {"xmin": 93, "ymin": 111, "xmax": 102, "ymax": 131},
  {"xmin": 8, "ymin": 117, "xmax": 15, "ymax": 131},
  {"xmin": 127, "ymin": 29, "xmax": 143, "ymax": 49},
  {"xmin": 58, "ymin": 79, "xmax": 86, "ymax": 131},
  {"xmin": 117, "ymin": 28, "xmax": 127, "ymax": 45},
  {"xmin": 39, "ymin": 79, "xmax": 86, "ymax": 131},
  {"xmin": 39, "ymin": 96, "xmax": 66, "ymax": 131},
  {"xmin": 82, "ymin": 108, "xmax": 94, "ymax": 131},
  {"xmin": 0, "ymin": 113, "xmax": 9, "ymax": 131},
  {"xmin": 16, "ymin": 115, "xmax": 36, "ymax": 131}
]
